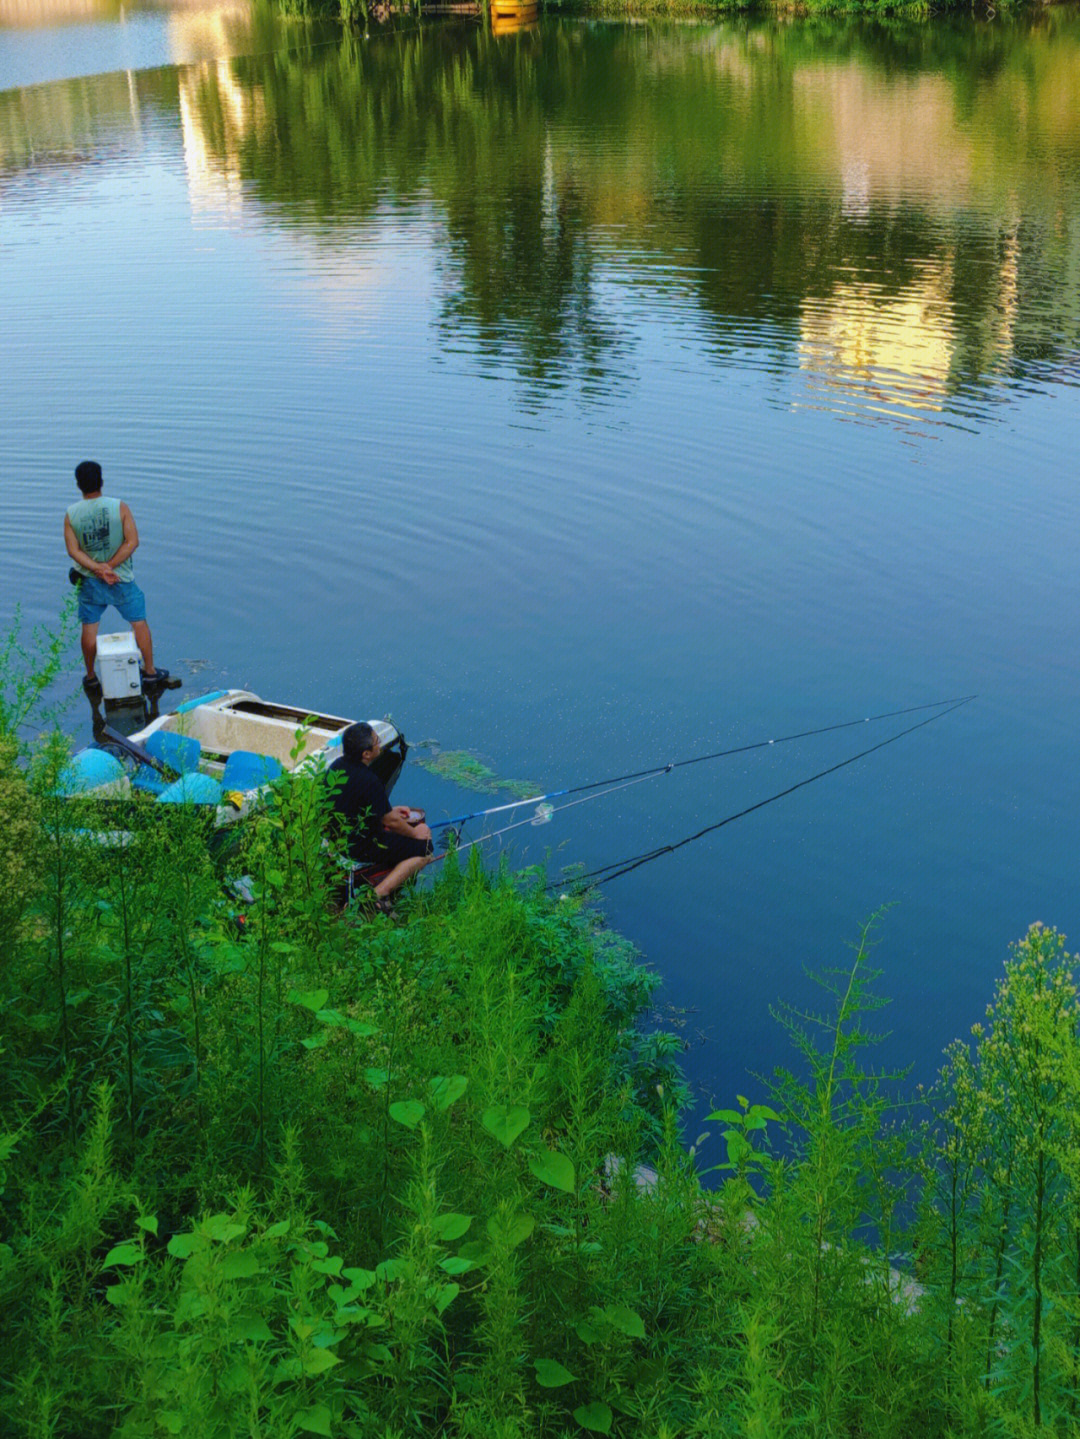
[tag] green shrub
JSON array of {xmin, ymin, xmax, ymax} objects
[{"xmin": 5, "ymin": 628, "xmax": 1080, "ymax": 1431}]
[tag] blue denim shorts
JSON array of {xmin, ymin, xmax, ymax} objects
[{"xmin": 77, "ymin": 576, "xmax": 147, "ymax": 625}]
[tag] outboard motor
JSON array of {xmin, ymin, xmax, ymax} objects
[
  {"xmin": 95, "ymin": 631, "xmax": 142, "ymax": 703},
  {"xmin": 83, "ymin": 631, "xmax": 181, "ymax": 742}
]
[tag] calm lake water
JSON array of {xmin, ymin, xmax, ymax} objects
[{"xmin": 3, "ymin": 0, "xmax": 1080, "ymax": 1149}]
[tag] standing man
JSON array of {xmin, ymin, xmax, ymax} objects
[
  {"xmin": 63, "ymin": 460, "xmax": 169, "ymax": 691},
  {"xmin": 328, "ymin": 722, "xmax": 434, "ymax": 913}
]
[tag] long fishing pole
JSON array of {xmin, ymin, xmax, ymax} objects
[
  {"xmin": 444, "ymin": 771, "xmax": 663, "ymax": 856},
  {"xmin": 550, "ymin": 696, "xmax": 973, "ymax": 890},
  {"xmin": 429, "ymin": 694, "xmax": 976, "ymax": 832}
]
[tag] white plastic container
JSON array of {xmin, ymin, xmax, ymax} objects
[{"xmin": 96, "ymin": 631, "xmax": 142, "ymax": 700}]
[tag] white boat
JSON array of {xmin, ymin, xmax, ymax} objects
[{"xmin": 58, "ymin": 688, "xmax": 407, "ymax": 826}]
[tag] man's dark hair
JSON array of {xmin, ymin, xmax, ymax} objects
[
  {"xmin": 342, "ymin": 722, "xmax": 377, "ymax": 762},
  {"xmin": 75, "ymin": 460, "xmax": 103, "ymax": 493}
]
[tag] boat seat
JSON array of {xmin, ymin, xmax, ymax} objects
[
  {"xmin": 221, "ymin": 750, "xmax": 284, "ymax": 792},
  {"xmin": 132, "ymin": 730, "xmax": 202, "ymax": 794},
  {"xmin": 156, "ymin": 773, "xmax": 222, "ymax": 807}
]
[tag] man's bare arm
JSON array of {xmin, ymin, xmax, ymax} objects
[
  {"xmin": 381, "ymin": 809, "xmax": 432, "ymax": 839},
  {"xmin": 64, "ymin": 514, "xmax": 116, "ymax": 583},
  {"xmin": 105, "ymin": 503, "xmax": 140, "ymax": 569}
]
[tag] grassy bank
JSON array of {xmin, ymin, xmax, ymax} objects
[{"xmin": 4, "ymin": 618, "xmax": 1080, "ymax": 1434}]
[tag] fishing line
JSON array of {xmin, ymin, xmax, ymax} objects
[
  {"xmin": 449, "ymin": 772, "xmax": 662, "ymax": 855},
  {"xmin": 429, "ymin": 693, "xmax": 976, "ymax": 831},
  {"xmin": 549, "ymin": 697, "xmax": 973, "ymax": 890}
]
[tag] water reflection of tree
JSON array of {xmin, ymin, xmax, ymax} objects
[
  {"xmin": 428, "ymin": 31, "xmax": 629, "ymax": 399},
  {"xmin": 18, "ymin": 14, "xmax": 1075, "ymax": 407},
  {"xmin": 179, "ymin": 16, "xmax": 1080, "ymax": 404}
]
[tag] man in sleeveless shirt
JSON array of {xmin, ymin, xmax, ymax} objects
[{"xmin": 63, "ymin": 460, "xmax": 167, "ymax": 690}]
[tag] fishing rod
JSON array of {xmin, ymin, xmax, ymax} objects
[
  {"xmin": 441, "ymin": 770, "xmax": 664, "ymax": 856},
  {"xmin": 429, "ymin": 694, "xmax": 976, "ymax": 832},
  {"xmin": 550, "ymin": 695, "xmax": 974, "ymax": 890}
]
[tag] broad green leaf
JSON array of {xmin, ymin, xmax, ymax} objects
[
  {"xmin": 234, "ymin": 1314, "xmax": 274, "ymax": 1343},
  {"xmin": 508, "ymin": 1212, "xmax": 536, "ymax": 1247},
  {"xmin": 102, "ymin": 1242, "xmax": 142, "ymax": 1269},
  {"xmin": 365, "ymin": 1067, "xmax": 389, "ymax": 1089},
  {"xmin": 264, "ymin": 1220, "xmax": 290, "ymax": 1239},
  {"xmin": 389, "ymin": 1100, "xmax": 425, "ymax": 1130},
  {"xmin": 528, "ymin": 1149, "xmax": 575, "ymax": 1193},
  {"xmin": 434, "ymin": 1283, "xmax": 459, "ymax": 1314},
  {"xmin": 302, "ymin": 1347, "xmax": 340, "ymax": 1376},
  {"xmin": 105, "ymin": 1280, "xmax": 134, "ymax": 1306},
  {"xmin": 342, "ymin": 1267, "xmax": 376, "ymax": 1291},
  {"xmin": 724, "ymin": 1130, "xmax": 752, "ymax": 1165},
  {"xmin": 439, "ymin": 1256, "xmax": 474, "ymax": 1275},
  {"xmin": 219, "ymin": 1251, "xmax": 260, "ymax": 1280},
  {"xmin": 737, "ymin": 1094, "xmax": 749, "ymax": 1108},
  {"xmin": 174, "ymin": 1290, "xmax": 207, "ymax": 1326},
  {"xmin": 136, "ymin": 1215, "xmax": 158, "ymax": 1237},
  {"xmin": 576, "ymin": 1320, "xmax": 602, "ymax": 1345},
  {"xmin": 167, "ymin": 1232, "xmax": 205, "ymax": 1259},
  {"xmin": 204, "ymin": 1215, "xmax": 246, "ymax": 1244},
  {"xmin": 429, "ymin": 1074, "xmax": 468, "ymax": 1110},
  {"xmin": 432, "ymin": 1213, "xmax": 472, "ymax": 1242},
  {"xmin": 266, "ymin": 868, "xmax": 285, "ymax": 889},
  {"xmin": 315, "ymin": 1008, "xmax": 345, "ymax": 1027},
  {"xmin": 457, "ymin": 1241, "xmax": 491, "ymax": 1266},
  {"xmin": 376, "ymin": 1258, "xmax": 407, "ymax": 1283},
  {"xmin": 296, "ymin": 1404, "xmax": 333, "ymax": 1437},
  {"xmin": 487, "ymin": 1212, "xmax": 535, "ymax": 1249},
  {"xmin": 290, "ymin": 1317, "xmax": 316, "ymax": 1341},
  {"xmin": 301, "ymin": 1032, "xmax": 329, "ymax": 1050},
  {"xmin": 605, "ymin": 1303, "xmax": 645, "ymax": 1339},
  {"xmin": 288, "ymin": 987, "xmax": 330, "ymax": 1011},
  {"xmin": 745, "ymin": 1105, "xmax": 783, "ymax": 1129},
  {"xmin": 706, "ymin": 1108, "xmax": 744, "ymax": 1125},
  {"xmin": 157, "ymin": 1412, "xmax": 184, "ymax": 1435},
  {"xmin": 346, "ymin": 1017, "xmax": 378, "ymax": 1037},
  {"xmin": 481, "ymin": 1104, "xmax": 530, "ymax": 1149},
  {"xmin": 573, "ymin": 1401, "xmax": 613, "ymax": 1434},
  {"xmin": 313, "ymin": 1327, "xmax": 347, "ymax": 1348},
  {"xmin": 534, "ymin": 1358, "xmax": 576, "ymax": 1388},
  {"xmin": 312, "ymin": 1255, "xmax": 344, "ymax": 1276}
]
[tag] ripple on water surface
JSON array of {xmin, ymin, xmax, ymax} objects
[{"xmin": 4, "ymin": 9, "xmax": 1080, "ymax": 1129}]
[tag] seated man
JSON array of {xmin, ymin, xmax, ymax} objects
[{"xmin": 328, "ymin": 721, "xmax": 433, "ymax": 911}]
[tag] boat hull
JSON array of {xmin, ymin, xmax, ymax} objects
[{"xmin": 65, "ymin": 690, "xmax": 406, "ymax": 826}]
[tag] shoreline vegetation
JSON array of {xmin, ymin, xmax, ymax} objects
[
  {"xmin": 276, "ymin": 0, "xmax": 1040, "ymax": 25},
  {"xmin": 6, "ymin": 617, "xmax": 1080, "ymax": 1434}
]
